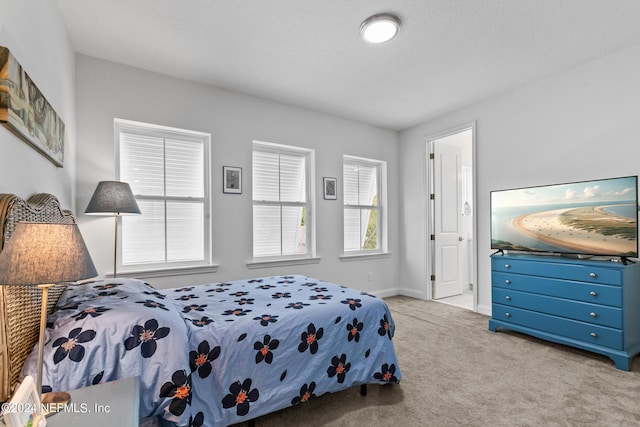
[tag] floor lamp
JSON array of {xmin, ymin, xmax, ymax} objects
[
  {"xmin": 0, "ymin": 222, "xmax": 97, "ymax": 408},
  {"xmin": 85, "ymin": 181, "xmax": 141, "ymax": 278}
]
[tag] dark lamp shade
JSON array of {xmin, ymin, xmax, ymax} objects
[
  {"xmin": 85, "ymin": 181, "xmax": 141, "ymax": 215},
  {"xmin": 0, "ymin": 223, "xmax": 97, "ymax": 285}
]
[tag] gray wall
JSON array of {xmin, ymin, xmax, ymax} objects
[
  {"xmin": 5, "ymin": 1, "xmax": 640, "ymax": 309},
  {"xmin": 75, "ymin": 55, "xmax": 401, "ymax": 293},
  {"xmin": 400, "ymin": 43, "xmax": 640, "ymax": 314},
  {"xmin": 0, "ymin": 0, "xmax": 76, "ymax": 208}
]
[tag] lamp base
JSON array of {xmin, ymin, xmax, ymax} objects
[{"xmin": 42, "ymin": 391, "xmax": 71, "ymax": 417}]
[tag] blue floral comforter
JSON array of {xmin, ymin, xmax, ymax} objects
[{"xmin": 21, "ymin": 275, "xmax": 402, "ymax": 426}]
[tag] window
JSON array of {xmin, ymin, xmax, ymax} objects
[
  {"xmin": 116, "ymin": 119, "xmax": 211, "ymax": 271},
  {"xmin": 343, "ymin": 155, "xmax": 387, "ymax": 253},
  {"xmin": 252, "ymin": 141, "xmax": 315, "ymax": 259}
]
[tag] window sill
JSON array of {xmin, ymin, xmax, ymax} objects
[
  {"xmin": 339, "ymin": 252, "xmax": 392, "ymax": 262},
  {"xmin": 111, "ymin": 264, "xmax": 219, "ymax": 279},
  {"xmin": 247, "ymin": 256, "xmax": 322, "ymax": 269}
]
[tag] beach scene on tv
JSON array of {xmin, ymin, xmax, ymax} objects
[{"xmin": 491, "ymin": 176, "xmax": 638, "ymax": 257}]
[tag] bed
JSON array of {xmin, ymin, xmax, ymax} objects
[{"xmin": 0, "ymin": 193, "xmax": 402, "ymax": 426}]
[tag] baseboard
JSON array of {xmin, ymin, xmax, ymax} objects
[
  {"xmin": 373, "ymin": 288, "xmax": 402, "ymax": 299},
  {"xmin": 477, "ymin": 303, "xmax": 491, "ymax": 316},
  {"xmin": 398, "ymin": 288, "xmax": 427, "ymax": 299},
  {"xmin": 373, "ymin": 288, "xmax": 429, "ymax": 300}
]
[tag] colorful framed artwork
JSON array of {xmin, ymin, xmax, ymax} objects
[
  {"xmin": 323, "ymin": 177, "xmax": 337, "ymax": 200},
  {"xmin": 223, "ymin": 166, "xmax": 242, "ymax": 194},
  {"xmin": 0, "ymin": 46, "xmax": 65, "ymax": 167}
]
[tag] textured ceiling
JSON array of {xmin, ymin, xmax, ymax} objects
[{"xmin": 56, "ymin": 0, "xmax": 640, "ymax": 131}]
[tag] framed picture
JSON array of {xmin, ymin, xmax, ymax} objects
[
  {"xmin": 223, "ymin": 166, "xmax": 242, "ymax": 194},
  {"xmin": 323, "ymin": 177, "xmax": 337, "ymax": 200},
  {"xmin": 0, "ymin": 46, "xmax": 65, "ymax": 167},
  {"xmin": 3, "ymin": 375, "xmax": 47, "ymax": 427}
]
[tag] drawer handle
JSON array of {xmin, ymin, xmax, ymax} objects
[
  {"xmin": 505, "ymin": 279, "xmax": 511, "ymax": 285},
  {"xmin": 504, "ymin": 264, "xmax": 511, "ymax": 269},
  {"xmin": 590, "ymin": 332, "xmax": 597, "ymax": 338},
  {"xmin": 505, "ymin": 312, "xmax": 511, "ymax": 318},
  {"xmin": 505, "ymin": 296, "xmax": 511, "ymax": 301},
  {"xmin": 589, "ymin": 272, "xmax": 597, "ymax": 278},
  {"xmin": 590, "ymin": 312, "xmax": 597, "ymax": 318},
  {"xmin": 589, "ymin": 291, "xmax": 598, "ymax": 297}
]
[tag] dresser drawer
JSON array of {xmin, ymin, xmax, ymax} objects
[
  {"xmin": 492, "ymin": 257, "xmax": 622, "ymax": 285},
  {"xmin": 492, "ymin": 303, "xmax": 623, "ymax": 350},
  {"xmin": 492, "ymin": 271, "xmax": 622, "ymax": 307},
  {"xmin": 492, "ymin": 288, "xmax": 622, "ymax": 328}
]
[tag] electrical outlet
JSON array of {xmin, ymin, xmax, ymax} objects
[{"xmin": 367, "ymin": 273, "xmax": 373, "ymax": 282}]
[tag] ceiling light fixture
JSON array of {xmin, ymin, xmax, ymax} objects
[{"xmin": 360, "ymin": 13, "xmax": 401, "ymax": 44}]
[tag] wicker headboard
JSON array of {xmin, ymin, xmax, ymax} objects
[{"xmin": 0, "ymin": 193, "xmax": 75, "ymax": 402}]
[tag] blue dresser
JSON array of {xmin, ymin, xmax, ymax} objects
[{"xmin": 488, "ymin": 253, "xmax": 640, "ymax": 370}]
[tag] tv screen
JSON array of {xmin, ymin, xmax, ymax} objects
[{"xmin": 491, "ymin": 176, "xmax": 638, "ymax": 258}]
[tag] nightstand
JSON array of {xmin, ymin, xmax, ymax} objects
[{"xmin": 46, "ymin": 377, "xmax": 139, "ymax": 427}]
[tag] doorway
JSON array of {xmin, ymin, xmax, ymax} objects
[{"xmin": 427, "ymin": 126, "xmax": 475, "ymax": 311}]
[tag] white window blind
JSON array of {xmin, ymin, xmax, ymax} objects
[
  {"xmin": 117, "ymin": 119, "xmax": 210, "ymax": 269},
  {"xmin": 343, "ymin": 156, "xmax": 385, "ymax": 252},
  {"xmin": 252, "ymin": 141, "xmax": 313, "ymax": 258}
]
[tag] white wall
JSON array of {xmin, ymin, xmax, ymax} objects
[
  {"xmin": 7, "ymin": 3, "xmax": 637, "ymax": 309},
  {"xmin": 400, "ymin": 43, "xmax": 640, "ymax": 315},
  {"xmin": 0, "ymin": 0, "xmax": 76, "ymax": 208},
  {"xmin": 75, "ymin": 55, "xmax": 400, "ymax": 294}
]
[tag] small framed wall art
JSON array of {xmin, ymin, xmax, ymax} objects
[
  {"xmin": 323, "ymin": 177, "xmax": 337, "ymax": 200},
  {"xmin": 223, "ymin": 166, "xmax": 242, "ymax": 194}
]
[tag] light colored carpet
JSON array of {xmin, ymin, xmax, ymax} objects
[{"xmin": 237, "ymin": 295, "xmax": 640, "ymax": 427}]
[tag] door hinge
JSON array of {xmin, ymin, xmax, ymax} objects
[
  {"xmin": 430, "ymin": 234, "xmax": 435, "ymax": 240},
  {"xmin": 430, "ymin": 274, "xmax": 436, "ymax": 281},
  {"xmin": 429, "ymin": 153, "xmax": 435, "ymax": 160},
  {"xmin": 430, "ymin": 194, "xmax": 435, "ymax": 200}
]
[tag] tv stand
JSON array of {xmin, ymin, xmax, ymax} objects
[
  {"xmin": 620, "ymin": 256, "xmax": 635, "ymax": 265},
  {"xmin": 489, "ymin": 253, "xmax": 640, "ymax": 370}
]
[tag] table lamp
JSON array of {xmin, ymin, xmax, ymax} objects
[
  {"xmin": 0, "ymin": 222, "xmax": 98, "ymax": 407},
  {"xmin": 85, "ymin": 181, "xmax": 141, "ymax": 277}
]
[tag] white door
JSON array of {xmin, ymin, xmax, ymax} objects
[{"xmin": 431, "ymin": 141, "xmax": 464, "ymax": 299}]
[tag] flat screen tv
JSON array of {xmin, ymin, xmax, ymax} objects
[{"xmin": 491, "ymin": 176, "xmax": 638, "ymax": 258}]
